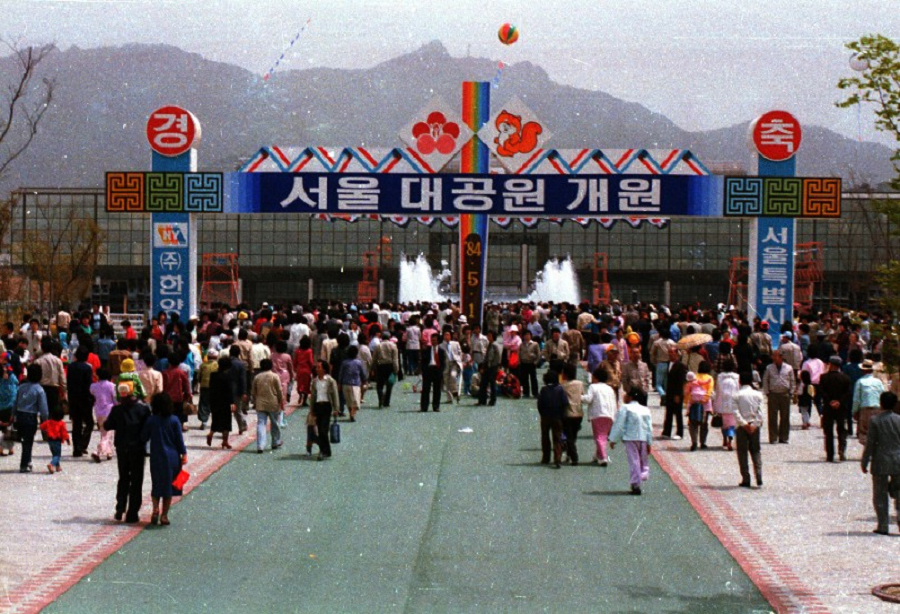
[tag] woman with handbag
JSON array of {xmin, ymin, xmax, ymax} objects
[
  {"xmin": 309, "ymin": 360, "xmax": 339, "ymax": 461},
  {"xmin": 12, "ymin": 364, "xmax": 49, "ymax": 472},
  {"xmin": 141, "ymin": 392, "xmax": 187, "ymax": 526}
]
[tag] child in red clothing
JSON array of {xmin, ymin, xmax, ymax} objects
[{"xmin": 40, "ymin": 408, "xmax": 70, "ymax": 473}]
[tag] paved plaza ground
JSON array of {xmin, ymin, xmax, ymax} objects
[{"xmin": 2, "ymin": 379, "xmax": 898, "ymax": 613}]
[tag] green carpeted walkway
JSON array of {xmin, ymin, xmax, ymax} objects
[{"xmin": 46, "ymin": 389, "xmax": 772, "ymax": 613}]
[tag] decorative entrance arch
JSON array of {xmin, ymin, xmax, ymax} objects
[{"xmin": 106, "ymin": 84, "xmax": 841, "ymax": 336}]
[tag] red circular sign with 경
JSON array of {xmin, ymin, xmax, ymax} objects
[
  {"xmin": 146, "ymin": 105, "xmax": 200, "ymax": 156},
  {"xmin": 749, "ymin": 110, "xmax": 802, "ymax": 161}
]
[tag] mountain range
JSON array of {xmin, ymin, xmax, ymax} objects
[{"xmin": 0, "ymin": 40, "xmax": 894, "ymax": 193}]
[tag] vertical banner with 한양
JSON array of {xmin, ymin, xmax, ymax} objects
[
  {"xmin": 150, "ymin": 149, "xmax": 197, "ymax": 321},
  {"xmin": 151, "ymin": 213, "xmax": 192, "ymax": 320},
  {"xmin": 748, "ymin": 216, "xmax": 795, "ymax": 341}
]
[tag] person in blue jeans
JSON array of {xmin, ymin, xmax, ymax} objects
[
  {"xmin": 13, "ymin": 364, "xmax": 49, "ymax": 473},
  {"xmin": 40, "ymin": 407, "xmax": 70, "ymax": 473},
  {"xmin": 251, "ymin": 359, "xmax": 284, "ymax": 452}
]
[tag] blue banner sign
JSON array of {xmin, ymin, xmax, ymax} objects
[
  {"xmin": 749, "ymin": 217, "xmax": 795, "ymax": 332},
  {"xmin": 151, "ymin": 213, "xmax": 192, "ymax": 318},
  {"xmin": 106, "ymin": 172, "xmax": 842, "ymax": 219},
  {"xmin": 225, "ymin": 172, "xmax": 724, "ymax": 217}
]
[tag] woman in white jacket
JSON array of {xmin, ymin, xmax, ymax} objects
[
  {"xmin": 714, "ymin": 362, "xmax": 740, "ymax": 450},
  {"xmin": 581, "ymin": 367, "xmax": 619, "ymax": 465}
]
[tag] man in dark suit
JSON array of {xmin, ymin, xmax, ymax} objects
[
  {"xmin": 861, "ymin": 391, "xmax": 900, "ymax": 535},
  {"xmin": 228, "ymin": 345, "xmax": 249, "ymax": 434},
  {"xmin": 420, "ymin": 333, "xmax": 445, "ymax": 412},
  {"xmin": 819, "ymin": 356, "xmax": 851, "ymax": 462},
  {"xmin": 66, "ymin": 346, "xmax": 95, "ymax": 457},
  {"xmin": 662, "ymin": 346, "xmax": 687, "ymax": 440}
]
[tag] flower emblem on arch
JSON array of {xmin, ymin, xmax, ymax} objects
[
  {"xmin": 399, "ymin": 97, "xmax": 472, "ymax": 172},
  {"xmin": 412, "ymin": 112, "xmax": 461, "ymax": 155}
]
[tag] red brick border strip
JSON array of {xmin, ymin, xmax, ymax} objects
[
  {"xmin": 3, "ymin": 406, "xmax": 300, "ymax": 614},
  {"xmin": 653, "ymin": 441, "xmax": 830, "ymax": 614}
]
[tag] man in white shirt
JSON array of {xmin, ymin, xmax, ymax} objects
[
  {"xmin": 405, "ymin": 318, "xmax": 421, "ymax": 376},
  {"xmin": 288, "ymin": 314, "xmax": 310, "ymax": 354},
  {"xmin": 468, "ymin": 325, "xmax": 488, "ymax": 368},
  {"xmin": 250, "ymin": 336, "xmax": 271, "ymax": 373},
  {"xmin": 734, "ymin": 371, "xmax": 765, "ymax": 488},
  {"xmin": 24, "ymin": 320, "xmax": 43, "ymax": 358}
]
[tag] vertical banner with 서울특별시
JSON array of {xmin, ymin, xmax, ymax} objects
[
  {"xmin": 749, "ymin": 216, "xmax": 795, "ymax": 334},
  {"xmin": 748, "ymin": 121, "xmax": 798, "ymax": 344}
]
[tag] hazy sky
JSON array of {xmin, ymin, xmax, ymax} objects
[{"xmin": 3, "ymin": 0, "xmax": 898, "ymax": 145}]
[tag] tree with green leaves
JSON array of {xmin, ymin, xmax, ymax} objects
[
  {"xmin": 838, "ymin": 34, "xmax": 900, "ymax": 365},
  {"xmin": 837, "ymin": 34, "xmax": 900, "ymax": 186}
]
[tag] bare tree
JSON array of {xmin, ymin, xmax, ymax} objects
[
  {"xmin": 0, "ymin": 40, "xmax": 55, "ymax": 182},
  {"xmin": 20, "ymin": 204, "xmax": 103, "ymax": 312},
  {"xmin": 0, "ymin": 41, "xmax": 54, "ymax": 317}
]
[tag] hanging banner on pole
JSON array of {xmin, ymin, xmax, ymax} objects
[
  {"xmin": 748, "ymin": 216, "xmax": 795, "ymax": 333},
  {"xmin": 151, "ymin": 213, "xmax": 192, "ymax": 319},
  {"xmin": 149, "ymin": 106, "xmax": 199, "ymax": 321},
  {"xmin": 748, "ymin": 111, "xmax": 801, "ymax": 345},
  {"xmin": 459, "ymin": 81, "xmax": 491, "ymax": 329}
]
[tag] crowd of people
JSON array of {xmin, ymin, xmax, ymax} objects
[{"xmin": 0, "ymin": 299, "xmax": 898, "ymax": 531}]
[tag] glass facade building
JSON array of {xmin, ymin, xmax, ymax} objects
[{"xmin": 8, "ymin": 187, "xmax": 896, "ymax": 312}]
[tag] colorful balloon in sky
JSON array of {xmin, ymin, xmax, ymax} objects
[{"xmin": 498, "ymin": 23, "xmax": 519, "ymax": 45}]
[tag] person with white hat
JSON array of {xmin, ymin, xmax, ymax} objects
[
  {"xmin": 503, "ymin": 323, "xmax": 522, "ymax": 378},
  {"xmin": 854, "ymin": 359, "xmax": 885, "ymax": 447}
]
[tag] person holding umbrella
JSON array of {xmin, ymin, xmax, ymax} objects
[{"xmin": 677, "ymin": 333, "xmax": 712, "ymax": 375}]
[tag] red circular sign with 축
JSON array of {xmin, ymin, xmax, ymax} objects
[
  {"xmin": 146, "ymin": 105, "xmax": 201, "ymax": 156},
  {"xmin": 749, "ymin": 110, "xmax": 801, "ymax": 162}
]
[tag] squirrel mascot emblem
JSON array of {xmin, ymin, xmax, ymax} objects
[{"xmin": 494, "ymin": 111, "xmax": 543, "ymax": 157}]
